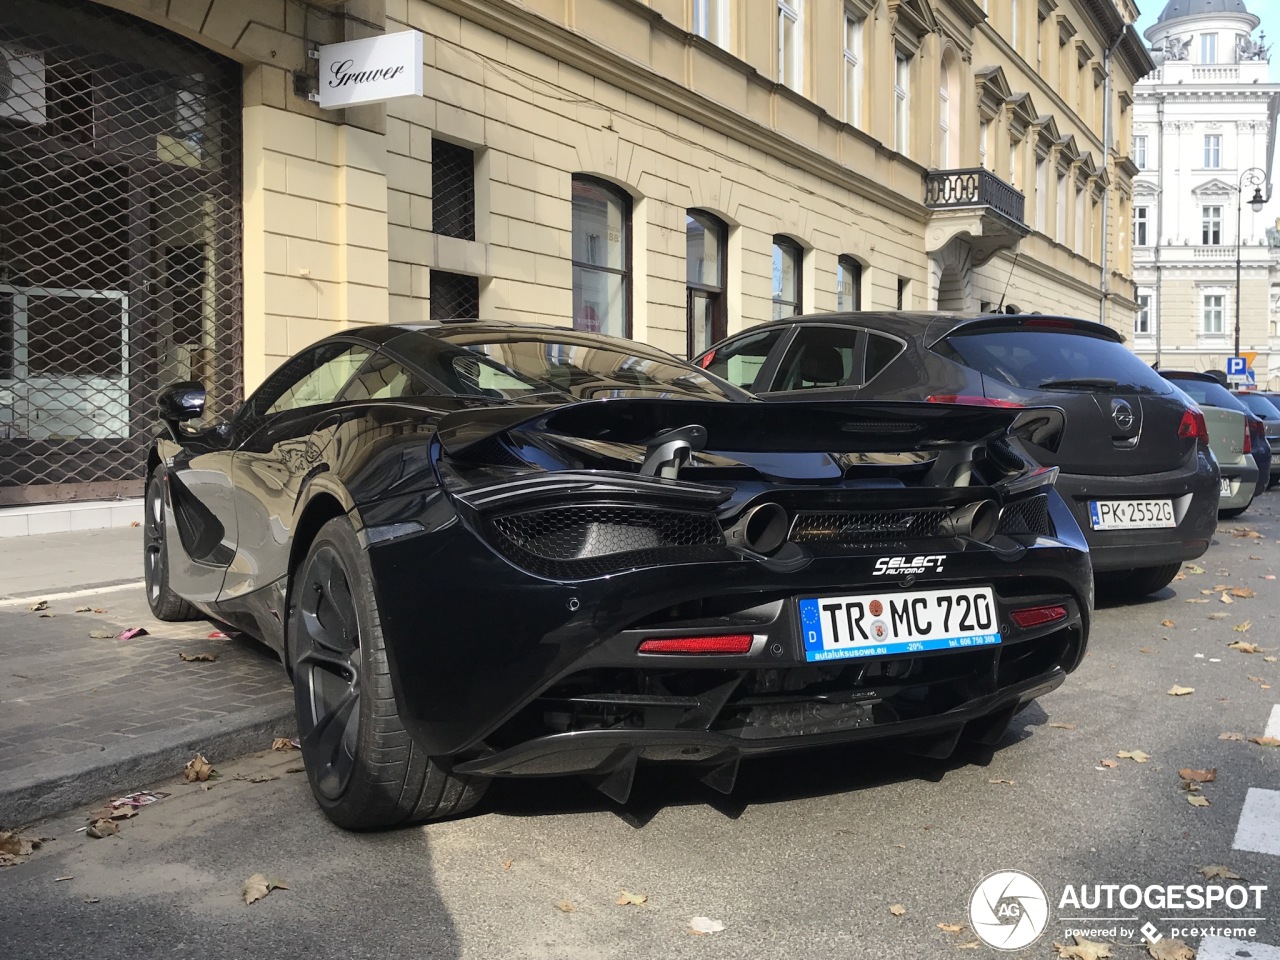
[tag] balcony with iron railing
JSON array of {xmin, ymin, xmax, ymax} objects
[{"xmin": 923, "ymin": 168, "xmax": 1029, "ymax": 265}]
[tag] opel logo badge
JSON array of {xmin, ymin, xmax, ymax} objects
[{"xmin": 1112, "ymin": 399, "xmax": 1135, "ymax": 431}]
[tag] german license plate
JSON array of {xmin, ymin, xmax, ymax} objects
[
  {"xmin": 1087, "ymin": 499, "xmax": 1175, "ymax": 530},
  {"xmin": 1220, "ymin": 478, "xmax": 1232, "ymax": 497},
  {"xmin": 798, "ymin": 587, "xmax": 1000, "ymax": 663}
]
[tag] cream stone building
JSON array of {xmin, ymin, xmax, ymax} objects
[
  {"xmin": 1131, "ymin": 0, "xmax": 1280, "ymax": 386},
  {"xmin": 0, "ymin": 0, "xmax": 1150, "ymax": 513}
]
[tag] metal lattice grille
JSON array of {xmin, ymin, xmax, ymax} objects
[
  {"xmin": 0, "ymin": 0, "xmax": 241, "ymax": 503},
  {"xmin": 431, "ymin": 138, "xmax": 475, "ymax": 241},
  {"xmin": 790, "ymin": 508, "xmax": 951, "ymax": 544},
  {"xmin": 430, "ymin": 271, "xmax": 479, "ymax": 321}
]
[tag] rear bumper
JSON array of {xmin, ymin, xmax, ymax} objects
[
  {"xmin": 1056, "ymin": 451, "xmax": 1218, "ymax": 573},
  {"xmin": 1220, "ymin": 459, "xmax": 1259, "ymax": 510}
]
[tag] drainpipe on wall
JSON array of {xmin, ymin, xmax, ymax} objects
[
  {"xmin": 1099, "ymin": 32, "xmax": 1124, "ymax": 329},
  {"xmin": 1156, "ymin": 93, "xmax": 1165, "ymax": 368}
]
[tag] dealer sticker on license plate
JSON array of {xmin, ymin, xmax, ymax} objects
[
  {"xmin": 798, "ymin": 587, "xmax": 1000, "ymax": 663},
  {"xmin": 1087, "ymin": 499, "xmax": 1176, "ymax": 531}
]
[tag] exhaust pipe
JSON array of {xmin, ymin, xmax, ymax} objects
[
  {"xmin": 725, "ymin": 502, "xmax": 789, "ymax": 555},
  {"xmin": 939, "ymin": 500, "xmax": 999, "ymax": 542}
]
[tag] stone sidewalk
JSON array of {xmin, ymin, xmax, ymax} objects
[{"xmin": 0, "ymin": 527, "xmax": 293, "ymax": 826}]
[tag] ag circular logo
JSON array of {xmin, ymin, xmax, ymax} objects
[{"xmin": 968, "ymin": 870, "xmax": 1049, "ymax": 950}]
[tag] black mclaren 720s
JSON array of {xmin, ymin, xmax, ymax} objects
[{"xmin": 146, "ymin": 320, "xmax": 1092, "ymax": 829}]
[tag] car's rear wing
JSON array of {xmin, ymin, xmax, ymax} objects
[{"xmin": 436, "ymin": 397, "xmax": 1064, "ymax": 463}]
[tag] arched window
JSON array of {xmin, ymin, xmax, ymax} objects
[
  {"xmin": 772, "ymin": 236, "xmax": 803, "ymax": 319},
  {"xmin": 939, "ymin": 50, "xmax": 960, "ymax": 168},
  {"xmin": 686, "ymin": 210, "xmax": 727, "ymax": 356},
  {"xmin": 572, "ymin": 176, "xmax": 630, "ymax": 337},
  {"xmin": 837, "ymin": 256, "xmax": 862, "ymax": 311}
]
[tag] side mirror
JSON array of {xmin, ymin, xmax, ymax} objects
[{"xmin": 157, "ymin": 381, "xmax": 206, "ymax": 437}]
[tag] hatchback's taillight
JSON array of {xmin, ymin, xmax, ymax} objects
[
  {"xmin": 926, "ymin": 394, "xmax": 1024, "ymax": 408},
  {"xmin": 1244, "ymin": 421, "xmax": 1253, "ymax": 454},
  {"xmin": 1178, "ymin": 408, "xmax": 1209, "ymax": 443}
]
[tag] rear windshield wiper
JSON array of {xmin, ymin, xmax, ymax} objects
[{"xmin": 1038, "ymin": 377, "xmax": 1119, "ymax": 391}]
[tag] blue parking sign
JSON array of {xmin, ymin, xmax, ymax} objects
[{"xmin": 1227, "ymin": 356, "xmax": 1248, "ymax": 375}]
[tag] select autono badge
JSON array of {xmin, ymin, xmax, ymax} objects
[{"xmin": 969, "ymin": 870, "xmax": 1050, "ymax": 950}]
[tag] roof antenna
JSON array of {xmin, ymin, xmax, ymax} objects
[{"xmin": 996, "ymin": 249, "xmax": 1022, "ymax": 314}]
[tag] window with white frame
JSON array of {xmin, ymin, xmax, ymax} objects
[
  {"xmin": 1056, "ymin": 173, "xmax": 1068, "ymax": 239},
  {"xmin": 979, "ymin": 120, "xmax": 989, "ymax": 169},
  {"xmin": 1202, "ymin": 205, "xmax": 1223, "ymax": 245},
  {"xmin": 778, "ymin": 0, "xmax": 803, "ymax": 92},
  {"xmin": 1134, "ymin": 135, "xmax": 1147, "ymax": 169},
  {"xmin": 894, "ymin": 51, "xmax": 911, "ymax": 155},
  {"xmin": 843, "ymin": 7, "xmax": 863, "ymax": 128},
  {"xmin": 1204, "ymin": 134, "xmax": 1221, "ymax": 168},
  {"xmin": 1011, "ymin": 0, "xmax": 1019, "ymax": 51},
  {"xmin": 1201, "ymin": 33, "xmax": 1217, "ymax": 63},
  {"xmin": 1134, "ymin": 205, "xmax": 1149, "ymax": 246},
  {"xmin": 693, "ymin": 0, "xmax": 729, "ymax": 48},
  {"xmin": 1202, "ymin": 289, "xmax": 1225, "ymax": 335},
  {"xmin": 1009, "ymin": 140, "xmax": 1019, "ymax": 187},
  {"xmin": 1135, "ymin": 291, "xmax": 1152, "ymax": 335},
  {"xmin": 1035, "ymin": 157, "xmax": 1047, "ymax": 231},
  {"xmin": 938, "ymin": 84, "xmax": 949, "ymax": 166}
]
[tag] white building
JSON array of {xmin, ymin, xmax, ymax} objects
[{"xmin": 1132, "ymin": 0, "xmax": 1280, "ymax": 386}]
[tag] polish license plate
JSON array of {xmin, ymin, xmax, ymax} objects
[
  {"xmin": 1220, "ymin": 478, "xmax": 1232, "ymax": 497},
  {"xmin": 1087, "ymin": 499, "xmax": 1175, "ymax": 530},
  {"xmin": 798, "ymin": 587, "xmax": 1000, "ymax": 663}
]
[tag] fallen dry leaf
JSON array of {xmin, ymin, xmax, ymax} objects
[
  {"xmin": 1167, "ymin": 685, "xmax": 1195, "ymax": 696},
  {"xmin": 1232, "ymin": 626, "xmax": 1255, "ymax": 638},
  {"xmin": 1187, "ymin": 795, "xmax": 1211, "ymax": 807},
  {"xmin": 937, "ymin": 922, "xmax": 966, "ymax": 934},
  {"xmin": 243, "ymin": 873, "xmax": 288, "ymax": 905},
  {"xmin": 271, "ymin": 738, "xmax": 298, "ymax": 752},
  {"xmin": 1148, "ymin": 938, "xmax": 1196, "ymax": 960},
  {"xmin": 555, "ymin": 901, "xmax": 576, "ymax": 913},
  {"xmin": 1220, "ymin": 592, "xmax": 1235, "ymax": 604},
  {"xmin": 85, "ymin": 819, "xmax": 119, "ymax": 839},
  {"xmin": 285, "ymin": 765, "xmax": 304, "ymax": 774},
  {"xmin": 1218, "ymin": 732, "xmax": 1247, "ymax": 741},
  {"xmin": 1186, "ymin": 563, "xmax": 1206, "ymax": 573},
  {"xmin": 248, "ymin": 774, "xmax": 279, "ymax": 784},
  {"xmin": 1139, "ymin": 646, "xmax": 1155, "ymax": 653},
  {"xmin": 1201, "ymin": 589, "xmax": 1215, "ymax": 595},
  {"xmin": 178, "ymin": 652, "xmax": 217, "ymax": 662},
  {"xmin": 1049, "ymin": 722, "xmax": 1077, "ymax": 730},
  {"xmin": 1118, "ymin": 750, "xmax": 1151, "ymax": 763},
  {"xmin": 501, "ymin": 858, "xmax": 514, "ymax": 871},
  {"xmin": 1248, "ymin": 676, "xmax": 1267, "ymax": 684},
  {"xmin": 0, "ymin": 832, "xmax": 42, "ymax": 859},
  {"xmin": 1200, "ymin": 865, "xmax": 1243, "ymax": 880},
  {"xmin": 1100, "ymin": 759, "xmax": 1120, "ymax": 768},
  {"xmin": 1185, "ymin": 598, "xmax": 1210, "ymax": 604},
  {"xmin": 88, "ymin": 629, "xmax": 115, "ymax": 639},
  {"xmin": 1054, "ymin": 935, "xmax": 1114, "ymax": 959},
  {"xmin": 689, "ymin": 917, "xmax": 725, "ymax": 934},
  {"xmin": 1160, "ymin": 619, "xmax": 1175, "ymax": 628},
  {"xmin": 1232, "ymin": 586, "xmax": 1257, "ymax": 598},
  {"xmin": 1209, "ymin": 612, "xmax": 1229, "ymax": 620},
  {"xmin": 27, "ymin": 600, "xmax": 47, "ymax": 611},
  {"xmin": 1249, "ymin": 736, "xmax": 1280, "ymax": 747},
  {"xmin": 889, "ymin": 903, "xmax": 906, "ymax": 916},
  {"xmin": 1266, "ymin": 656, "xmax": 1279, "ymax": 663},
  {"xmin": 92, "ymin": 608, "xmax": 107, "ymax": 614},
  {"xmin": 1232, "ymin": 527, "xmax": 1263, "ymax": 538},
  {"xmin": 616, "ymin": 891, "xmax": 647, "ymax": 906},
  {"xmin": 183, "ymin": 754, "xmax": 214, "ymax": 782},
  {"xmin": 74, "ymin": 606, "xmax": 90, "ymax": 613},
  {"xmin": 1178, "ymin": 768, "xmax": 1217, "ymax": 783}
]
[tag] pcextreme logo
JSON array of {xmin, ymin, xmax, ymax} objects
[{"xmin": 872, "ymin": 554, "xmax": 946, "ymax": 576}]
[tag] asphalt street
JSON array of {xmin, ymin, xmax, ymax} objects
[{"xmin": 3, "ymin": 502, "xmax": 1280, "ymax": 959}]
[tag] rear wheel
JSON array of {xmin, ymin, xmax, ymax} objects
[
  {"xmin": 1220, "ymin": 504, "xmax": 1251, "ymax": 519},
  {"xmin": 143, "ymin": 473, "xmax": 199, "ymax": 622},
  {"xmin": 1096, "ymin": 562, "xmax": 1182, "ymax": 598},
  {"xmin": 289, "ymin": 516, "xmax": 485, "ymax": 830}
]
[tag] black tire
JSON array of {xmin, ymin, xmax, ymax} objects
[
  {"xmin": 1096, "ymin": 562, "xmax": 1182, "ymax": 598},
  {"xmin": 143, "ymin": 473, "xmax": 200, "ymax": 622},
  {"xmin": 289, "ymin": 516, "xmax": 485, "ymax": 830},
  {"xmin": 1220, "ymin": 504, "xmax": 1251, "ymax": 519}
]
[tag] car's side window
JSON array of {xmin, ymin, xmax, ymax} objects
[
  {"xmin": 264, "ymin": 345, "xmax": 372, "ymax": 416},
  {"xmin": 770, "ymin": 326, "xmax": 863, "ymax": 392},
  {"xmin": 864, "ymin": 332, "xmax": 905, "ymax": 384},
  {"xmin": 339, "ymin": 352, "xmax": 428, "ymax": 402},
  {"xmin": 698, "ymin": 329, "xmax": 784, "ymax": 390}
]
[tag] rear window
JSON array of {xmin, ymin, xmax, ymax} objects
[
  {"xmin": 941, "ymin": 329, "xmax": 1171, "ymax": 395},
  {"xmin": 1166, "ymin": 378, "xmax": 1246, "ymax": 411},
  {"xmin": 1237, "ymin": 393, "xmax": 1280, "ymax": 418}
]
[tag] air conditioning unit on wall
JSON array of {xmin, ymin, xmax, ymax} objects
[{"xmin": 0, "ymin": 43, "xmax": 47, "ymax": 126}]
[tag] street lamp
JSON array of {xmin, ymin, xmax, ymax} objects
[{"xmin": 1235, "ymin": 166, "xmax": 1267, "ymax": 358}]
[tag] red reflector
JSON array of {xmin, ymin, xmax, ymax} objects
[
  {"xmin": 698, "ymin": 350, "xmax": 715, "ymax": 369},
  {"xmin": 926, "ymin": 394, "xmax": 1023, "ymax": 408},
  {"xmin": 638, "ymin": 634, "xmax": 753, "ymax": 655},
  {"xmin": 1010, "ymin": 605, "xmax": 1068, "ymax": 629}
]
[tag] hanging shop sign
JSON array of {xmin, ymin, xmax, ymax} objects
[{"xmin": 317, "ymin": 30, "xmax": 423, "ymax": 109}]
